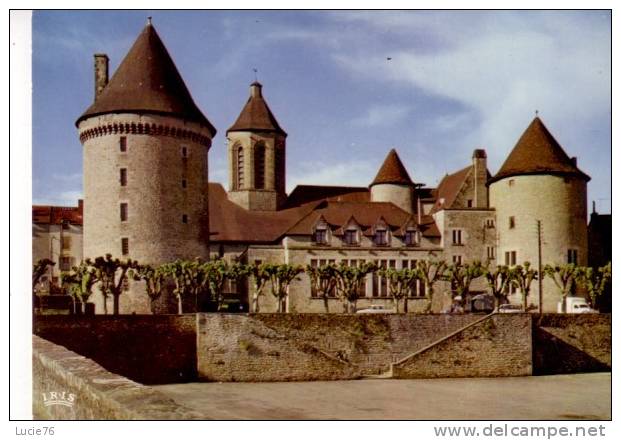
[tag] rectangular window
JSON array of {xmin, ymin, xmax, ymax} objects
[
  {"xmin": 314, "ymin": 229, "xmax": 327, "ymax": 244},
  {"xmin": 120, "ymin": 203, "xmax": 128, "ymax": 221},
  {"xmin": 119, "ymin": 136, "xmax": 127, "ymax": 152},
  {"xmin": 452, "ymin": 229, "xmax": 463, "ymax": 245},
  {"xmin": 467, "ymin": 199, "xmax": 473, "ymax": 208},
  {"xmin": 182, "ymin": 214, "xmax": 188, "ymax": 224},
  {"xmin": 487, "ymin": 246, "xmax": 495, "ymax": 260},
  {"xmin": 452, "ymin": 255, "xmax": 462, "ymax": 265},
  {"xmin": 121, "ymin": 238, "xmax": 129, "ymax": 256},
  {"xmin": 508, "ymin": 179, "xmax": 515, "ymax": 187},
  {"xmin": 504, "ymin": 251, "xmax": 517, "ymax": 266},
  {"xmin": 405, "ymin": 230, "xmax": 418, "ymax": 246},
  {"xmin": 344, "ymin": 229, "xmax": 358, "ymax": 245},
  {"xmin": 181, "ymin": 146, "xmax": 188, "ymax": 158},
  {"xmin": 120, "ymin": 168, "xmax": 127, "ymax": 186},
  {"xmin": 59, "ymin": 256, "xmax": 72, "ymax": 272},
  {"xmin": 182, "ymin": 179, "xmax": 187, "ymax": 189},
  {"xmin": 568, "ymin": 249, "xmax": 578, "ymax": 265},
  {"xmin": 509, "ymin": 216, "xmax": 516, "ymax": 229},
  {"xmin": 61, "ymin": 236, "xmax": 71, "ymax": 250},
  {"xmin": 486, "ymin": 219, "xmax": 495, "ymax": 228},
  {"xmin": 374, "ymin": 230, "xmax": 388, "ymax": 246}
]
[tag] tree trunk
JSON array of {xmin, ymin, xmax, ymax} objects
[
  {"xmin": 177, "ymin": 295, "xmax": 183, "ymax": 315},
  {"xmin": 522, "ymin": 290, "xmax": 528, "ymax": 311},
  {"xmin": 404, "ymin": 296, "xmax": 408, "ymax": 313},
  {"xmin": 113, "ymin": 293, "xmax": 120, "ymax": 315},
  {"xmin": 323, "ymin": 295, "xmax": 329, "ymax": 313},
  {"xmin": 252, "ymin": 293, "xmax": 260, "ymax": 313},
  {"xmin": 102, "ymin": 292, "xmax": 108, "ymax": 315}
]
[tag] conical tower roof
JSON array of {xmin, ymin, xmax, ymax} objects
[
  {"xmin": 227, "ymin": 82, "xmax": 286, "ymax": 136},
  {"xmin": 489, "ymin": 117, "xmax": 589, "ymax": 184},
  {"xmin": 76, "ymin": 22, "xmax": 216, "ymax": 136},
  {"xmin": 370, "ymin": 149, "xmax": 414, "ymax": 186}
]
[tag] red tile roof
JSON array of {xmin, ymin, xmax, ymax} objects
[
  {"xmin": 227, "ymin": 82, "xmax": 286, "ymax": 136},
  {"xmin": 430, "ymin": 166, "xmax": 472, "ymax": 214},
  {"xmin": 370, "ymin": 149, "xmax": 414, "ymax": 186},
  {"xmin": 76, "ymin": 23, "xmax": 216, "ymax": 135},
  {"xmin": 489, "ymin": 117, "xmax": 590, "ymax": 184},
  {"xmin": 33, "ymin": 201, "xmax": 83, "ymax": 225},
  {"xmin": 284, "ymin": 185, "xmax": 370, "ymax": 208}
]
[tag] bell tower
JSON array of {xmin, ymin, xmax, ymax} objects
[{"xmin": 227, "ymin": 82, "xmax": 287, "ymax": 211}]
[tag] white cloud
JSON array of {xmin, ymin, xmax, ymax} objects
[
  {"xmin": 33, "ymin": 190, "xmax": 82, "ymax": 207},
  {"xmin": 288, "ymin": 160, "xmax": 376, "ymax": 192},
  {"xmin": 351, "ymin": 104, "xmax": 411, "ymax": 128}
]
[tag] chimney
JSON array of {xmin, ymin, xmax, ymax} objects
[
  {"xmin": 570, "ymin": 157, "xmax": 577, "ymax": 167},
  {"xmin": 94, "ymin": 54, "xmax": 109, "ymax": 100},
  {"xmin": 472, "ymin": 149, "xmax": 488, "ymax": 208},
  {"xmin": 78, "ymin": 199, "xmax": 84, "ymax": 215}
]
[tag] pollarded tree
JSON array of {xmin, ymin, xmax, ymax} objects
[
  {"xmin": 266, "ymin": 264, "xmax": 305, "ymax": 313},
  {"xmin": 378, "ymin": 267, "xmax": 420, "ymax": 313},
  {"xmin": 577, "ymin": 262, "xmax": 611, "ymax": 309},
  {"xmin": 203, "ymin": 258, "xmax": 229, "ymax": 311},
  {"xmin": 249, "ymin": 262, "xmax": 272, "ymax": 313},
  {"xmin": 509, "ymin": 261, "xmax": 538, "ymax": 311},
  {"xmin": 33, "ymin": 258, "xmax": 55, "ymax": 295},
  {"xmin": 160, "ymin": 260, "xmax": 194, "ymax": 315},
  {"xmin": 62, "ymin": 260, "xmax": 98, "ymax": 314},
  {"xmin": 130, "ymin": 263, "xmax": 167, "ymax": 310},
  {"xmin": 416, "ymin": 260, "xmax": 447, "ymax": 313},
  {"xmin": 483, "ymin": 264, "xmax": 511, "ymax": 309},
  {"xmin": 543, "ymin": 263, "xmax": 582, "ymax": 313},
  {"xmin": 444, "ymin": 261, "xmax": 486, "ymax": 302},
  {"xmin": 222, "ymin": 261, "xmax": 251, "ymax": 311},
  {"xmin": 91, "ymin": 254, "xmax": 138, "ymax": 315},
  {"xmin": 305, "ymin": 263, "xmax": 338, "ymax": 313},
  {"xmin": 333, "ymin": 261, "xmax": 377, "ymax": 314}
]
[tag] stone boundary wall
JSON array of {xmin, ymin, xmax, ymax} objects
[
  {"xmin": 253, "ymin": 313, "xmax": 481, "ymax": 374},
  {"xmin": 33, "ymin": 315, "xmax": 197, "ymax": 384},
  {"xmin": 32, "ymin": 336, "xmax": 204, "ymax": 420},
  {"xmin": 533, "ymin": 313, "xmax": 611, "ymax": 375},
  {"xmin": 391, "ymin": 314, "xmax": 533, "ymax": 379}
]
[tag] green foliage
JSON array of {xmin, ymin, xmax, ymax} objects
[
  {"xmin": 377, "ymin": 267, "xmax": 421, "ymax": 313},
  {"xmin": 248, "ymin": 262, "xmax": 272, "ymax": 313},
  {"xmin": 265, "ymin": 264, "xmax": 305, "ymax": 313},
  {"xmin": 444, "ymin": 261, "xmax": 486, "ymax": 299},
  {"xmin": 305, "ymin": 263, "xmax": 338, "ymax": 312},
  {"xmin": 416, "ymin": 259, "xmax": 447, "ymax": 312},
  {"xmin": 130, "ymin": 263, "xmax": 167, "ymax": 304},
  {"xmin": 508, "ymin": 261, "xmax": 538, "ymax": 311},
  {"xmin": 333, "ymin": 261, "xmax": 377, "ymax": 313},
  {"xmin": 483, "ymin": 264, "xmax": 511, "ymax": 307},
  {"xmin": 62, "ymin": 259, "xmax": 98, "ymax": 306},
  {"xmin": 90, "ymin": 254, "xmax": 138, "ymax": 315},
  {"xmin": 32, "ymin": 258, "xmax": 55, "ymax": 294},
  {"xmin": 543, "ymin": 263, "xmax": 582, "ymax": 312},
  {"xmin": 577, "ymin": 262, "xmax": 611, "ymax": 308}
]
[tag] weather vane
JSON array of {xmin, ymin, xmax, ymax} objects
[{"xmin": 253, "ymin": 68, "xmax": 258, "ymax": 82}]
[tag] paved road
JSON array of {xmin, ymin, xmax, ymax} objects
[{"xmin": 154, "ymin": 373, "xmax": 611, "ymax": 420}]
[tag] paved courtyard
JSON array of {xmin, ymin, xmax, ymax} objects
[{"xmin": 154, "ymin": 373, "xmax": 611, "ymax": 420}]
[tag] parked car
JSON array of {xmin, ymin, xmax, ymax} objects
[
  {"xmin": 558, "ymin": 297, "xmax": 597, "ymax": 314},
  {"xmin": 470, "ymin": 294, "xmax": 495, "ymax": 313},
  {"xmin": 356, "ymin": 304, "xmax": 396, "ymax": 314},
  {"xmin": 496, "ymin": 304, "xmax": 523, "ymax": 313}
]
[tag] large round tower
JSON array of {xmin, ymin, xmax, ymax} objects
[
  {"xmin": 488, "ymin": 117, "xmax": 590, "ymax": 312},
  {"xmin": 76, "ymin": 21, "xmax": 216, "ymax": 313},
  {"xmin": 370, "ymin": 149, "xmax": 415, "ymax": 213},
  {"xmin": 226, "ymin": 82, "xmax": 287, "ymax": 211}
]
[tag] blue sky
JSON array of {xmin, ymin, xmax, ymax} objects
[{"xmin": 32, "ymin": 10, "xmax": 611, "ymax": 213}]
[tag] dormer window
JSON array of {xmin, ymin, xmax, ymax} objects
[
  {"xmin": 344, "ymin": 228, "xmax": 359, "ymax": 246},
  {"xmin": 314, "ymin": 228, "xmax": 328, "ymax": 245},
  {"xmin": 374, "ymin": 228, "xmax": 388, "ymax": 246},
  {"xmin": 404, "ymin": 229, "xmax": 419, "ymax": 246}
]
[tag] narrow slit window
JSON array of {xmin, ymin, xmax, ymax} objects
[
  {"xmin": 120, "ymin": 168, "xmax": 127, "ymax": 186},
  {"xmin": 182, "ymin": 214, "xmax": 188, "ymax": 224},
  {"xmin": 120, "ymin": 203, "xmax": 128, "ymax": 221},
  {"xmin": 121, "ymin": 238, "xmax": 129, "ymax": 256},
  {"xmin": 119, "ymin": 136, "xmax": 127, "ymax": 152}
]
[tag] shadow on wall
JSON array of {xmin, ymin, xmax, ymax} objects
[
  {"xmin": 533, "ymin": 327, "xmax": 610, "ymax": 375},
  {"xmin": 33, "ymin": 315, "xmax": 197, "ymax": 385}
]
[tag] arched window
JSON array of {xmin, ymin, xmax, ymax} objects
[
  {"xmin": 254, "ymin": 143, "xmax": 265, "ymax": 189},
  {"xmin": 236, "ymin": 146, "xmax": 244, "ymax": 189}
]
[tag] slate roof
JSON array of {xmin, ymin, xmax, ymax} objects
[
  {"xmin": 76, "ymin": 23, "xmax": 216, "ymax": 135},
  {"xmin": 370, "ymin": 149, "xmax": 414, "ymax": 186},
  {"xmin": 227, "ymin": 82, "xmax": 287, "ymax": 136},
  {"xmin": 489, "ymin": 117, "xmax": 590, "ymax": 184}
]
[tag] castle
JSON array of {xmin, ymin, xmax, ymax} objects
[{"xmin": 34, "ymin": 21, "xmax": 592, "ymax": 314}]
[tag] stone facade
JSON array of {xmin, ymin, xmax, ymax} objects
[
  {"xmin": 78, "ymin": 113, "xmax": 212, "ymax": 313},
  {"xmin": 370, "ymin": 183, "xmax": 414, "ymax": 213},
  {"xmin": 489, "ymin": 174, "xmax": 588, "ymax": 311}
]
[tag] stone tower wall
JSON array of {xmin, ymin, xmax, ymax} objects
[
  {"xmin": 370, "ymin": 183, "xmax": 414, "ymax": 213},
  {"xmin": 78, "ymin": 113, "xmax": 212, "ymax": 313},
  {"xmin": 489, "ymin": 174, "xmax": 588, "ymax": 311},
  {"xmin": 227, "ymin": 130, "xmax": 286, "ymax": 210}
]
